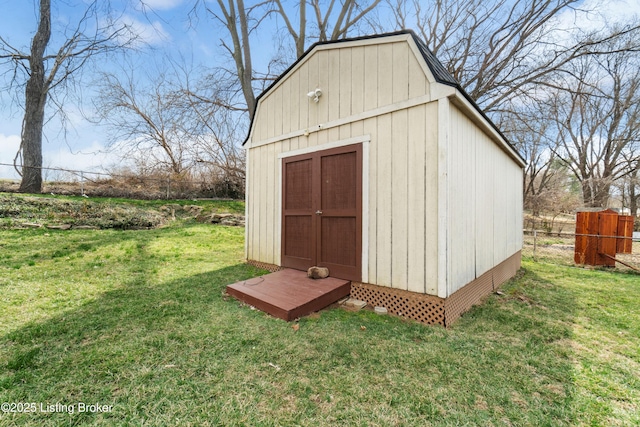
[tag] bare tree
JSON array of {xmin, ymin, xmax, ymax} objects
[
  {"xmin": 503, "ymin": 107, "xmax": 566, "ymax": 215},
  {"xmin": 388, "ymin": 0, "xmax": 640, "ymax": 210},
  {"xmin": 96, "ymin": 60, "xmax": 246, "ymax": 191},
  {"xmin": 193, "ymin": 0, "xmax": 265, "ymax": 117},
  {"xmin": 550, "ymin": 47, "xmax": 640, "ymax": 208},
  {"xmin": 626, "ymin": 162, "xmax": 640, "ymax": 222},
  {"xmin": 0, "ymin": 0, "xmax": 136, "ymax": 193},
  {"xmin": 96, "ymin": 65, "xmax": 193, "ymax": 175},
  {"xmin": 193, "ymin": 0, "xmax": 382, "ymax": 116},
  {"xmin": 388, "ymin": 0, "xmax": 640, "ymax": 112},
  {"xmin": 627, "ymin": 159, "xmax": 640, "ymax": 220},
  {"xmin": 615, "ymin": 157, "xmax": 640, "ymax": 220},
  {"xmin": 272, "ymin": 0, "xmax": 382, "ymax": 58},
  {"xmin": 175, "ymin": 68, "xmax": 247, "ymax": 191}
]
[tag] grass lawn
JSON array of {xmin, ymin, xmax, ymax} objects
[{"xmin": 1, "ymin": 216, "xmax": 639, "ymax": 426}]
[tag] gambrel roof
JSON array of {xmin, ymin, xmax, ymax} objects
[
  {"xmin": 412, "ymin": 34, "xmax": 458, "ymax": 87},
  {"xmin": 243, "ymin": 30, "xmax": 525, "ymax": 166}
]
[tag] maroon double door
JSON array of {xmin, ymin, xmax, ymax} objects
[{"xmin": 281, "ymin": 144, "xmax": 362, "ymax": 282}]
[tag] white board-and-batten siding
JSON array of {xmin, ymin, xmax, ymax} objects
[
  {"xmin": 246, "ymin": 107, "xmax": 441, "ymax": 293},
  {"xmin": 246, "ymin": 36, "xmax": 442, "ymax": 293},
  {"xmin": 249, "ymin": 38, "xmax": 436, "ymax": 147},
  {"xmin": 245, "ymin": 32, "xmax": 524, "ymax": 299},
  {"xmin": 445, "ymin": 104, "xmax": 523, "ymax": 296}
]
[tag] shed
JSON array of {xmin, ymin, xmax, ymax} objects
[{"xmin": 243, "ymin": 30, "xmax": 526, "ymax": 326}]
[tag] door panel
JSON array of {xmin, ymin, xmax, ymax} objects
[
  {"xmin": 321, "ymin": 152, "xmax": 357, "ymax": 210},
  {"xmin": 282, "ymin": 156, "xmax": 315, "ymax": 270},
  {"xmin": 320, "ymin": 217, "xmax": 357, "ymax": 266},
  {"xmin": 317, "ymin": 148, "xmax": 361, "ymax": 280},
  {"xmin": 284, "ymin": 216, "xmax": 312, "ymax": 257},
  {"xmin": 281, "ymin": 144, "xmax": 362, "ymax": 281},
  {"xmin": 285, "ymin": 159, "xmax": 313, "ymax": 210}
]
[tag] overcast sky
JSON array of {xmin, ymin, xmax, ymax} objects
[{"xmin": 1, "ymin": 0, "xmax": 639, "ymax": 180}]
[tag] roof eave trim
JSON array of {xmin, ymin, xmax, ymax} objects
[{"xmin": 448, "ymin": 90, "xmax": 527, "ymax": 168}]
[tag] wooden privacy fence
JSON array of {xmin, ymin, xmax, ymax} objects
[{"xmin": 574, "ymin": 209, "xmax": 635, "ymax": 267}]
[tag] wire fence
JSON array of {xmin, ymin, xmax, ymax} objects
[
  {"xmin": 0, "ymin": 163, "xmax": 243, "ymax": 200},
  {"xmin": 522, "ymin": 229, "xmax": 640, "ymax": 272}
]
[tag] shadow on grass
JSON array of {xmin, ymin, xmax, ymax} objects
[
  {"xmin": 1, "ymin": 262, "xmax": 257, "ymax": 365},
  {"xmin": 0, "ymin": 261, "xmax": 590, "ymax": 426},
  {"xmin": 0, "ymin": 261, "xmax": 265, "ymax": 425}
]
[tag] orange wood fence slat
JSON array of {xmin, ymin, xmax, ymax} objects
[
  {"xmin": 617, "ymin": 215, "xmax": 634, "ymax": 254},
  {"xmin": 575, "ymin": 211, "xmax": 599, "ymax": 265},
  {"xmin": 575, "ymin": 210, "xmax": 635, "ymax": 267},
  {"xmin": 597, "ymin": 212, "xmax": 618, "ymax": 267}
]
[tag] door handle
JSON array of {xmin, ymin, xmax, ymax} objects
[{"xmin": 315, "ymin": 210, "xmax": 323, "ymax": 215}]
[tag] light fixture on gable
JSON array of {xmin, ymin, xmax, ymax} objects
[{"xmin": 307, "ymin": 88, "xmax": 322, "ymax": 103}]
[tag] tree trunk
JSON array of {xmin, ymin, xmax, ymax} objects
[
  {"xmin": 629, "ymin": 168, "xmax": 639, "ymax": 221},
  {"xmin": 297, "ymin": 0, "xmax": 305, "ymax": 58},
  {"xmin": 592, "ymin": 183, "xmax": 611, "ymax": 208},
  {"xmin": 19, "ymin": 0, "xmax": 51, "ymax": 194},
  {"xmin": 629, "ymin": 184, "xmax": 637, "ymax": 216},
  {"xmin": 581, "ymin": 179, "xmax": 602, "ymax": 208},
  {"xmin": 582, "ymin": 178, "xmax": 612, "ymax": 208}
]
